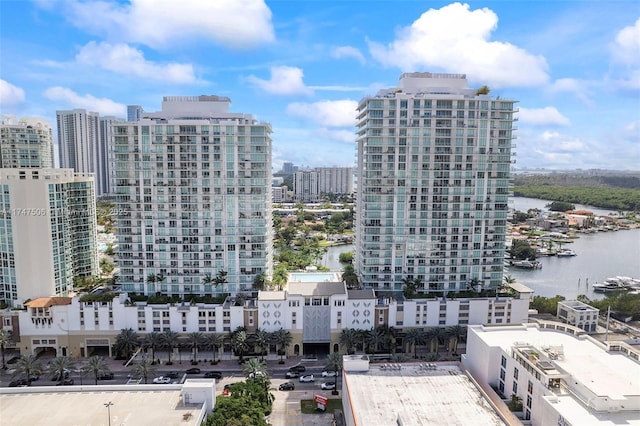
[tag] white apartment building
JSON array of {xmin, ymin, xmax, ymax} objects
[
  {"xmin": 556, "ymin": 300, "xmax": 599, "ymax": 332},
  {"xmin": 0, "ymin": 116, "xmax": 54, "ymax": 168},
  {"xmin": 463, "ymin": 322, "xmax": 640, "ymax": 426},
  {"xmin": 0, "ymin": 168, "xmax": 98, "ymax": 307},
  {"xmin": 56, "ymin": 109, "xmax": 111, "ymax": 197},
  {"xmin": 293, "ymin": 169, "xmax": 319, "ymax": 202},
  {"xmin": 10, "ymin": 279, "xmax": 531, "ymax": 359},
  {"xmin": 272, "ymin": 185, "xmax": 288, "ymax": 203},
  {"xmin": 317, "ymin": 166, "xmax": 354, "ymax": 195},
  {"xmin": 355, "ymin": 72, "xmax": 516, "ymax": 293},
  {"xmin": 98, "ymin": 116, "xmax": 123, "ymax": 196},
  {"xmin": 113, "ymin": 95, "xmax": 273, "ymax": 296}
]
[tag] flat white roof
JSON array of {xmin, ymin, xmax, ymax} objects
[
  {"xmin": 0, "ymin": 385, "xmax": 204, "ymax": 426},
  {"xmin": 472, "ymin": 325, "xmax": 639, "ymax": 399},
  {"xmin": 545, "ymin": 395, "xmax": 640, "ymax": 426},
  {"xmin": 344, "ymin": 363, "xmax": 505, "ymax": 425}
]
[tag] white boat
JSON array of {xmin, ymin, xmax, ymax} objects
[
  {"xmin": 511, "ymin": 260, "xmax": 541, "ymax": 269},
  {"xmin": 557, "ymin": 249, "xmax": 577, "ymax": 257},
  {"xmin": 592, "ymin": 279, "xmax": 628, "ymax": 292}
]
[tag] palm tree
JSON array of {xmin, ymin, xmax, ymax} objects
[
  {"xmin": 144, "ymin": 332, "xmax": 162, "ymax": 364},
  {"xmin": 85, "ymin": 356, "xmax": 111, "ymax": 385},
  {"xmin": 0, "ymin": 329, "xmax": 11, "ymax": 369},
  {"xmin": 13, "ymin": 354, "xmax": 42, "ymax": 386},
  {"xmin": 339, "ymin": 328, "xmax": 357, "ymax": 355},
  {"xmin": 375, "ymin": 325, "xmax": 398, "ymax": 354},
  {"xmin": 433, "ymin": 327, "xmax": 449, "ymax": 354},
  {"xmin": 47, "ymin": 356, "xmax": 75, "ymax": 385},
  {"xmin": 365, "ymin": 328, "xmax": 383, "ymax": 354},
  {"xmin": 214, "ymin": 269, "xmax": 228, "ymax": 289},
  {"xmin": 356, "ymin": 328, "xmax": 371, "ymax": 353},
  {"xmin": 202, "ymin": 273, "xmax": 214, "ymax": 295},
  {"xmin": 133, "ymin": 358, "xmax": 156, "ymax": 384},
  {"xmin": 404, "ymin": 328, "xmax": 427, "ymax": 359},
  {"xmin": 113, "ymin": 328, "xmax": 139, "ymax": 360},
  {"xmin": 325, "ymin": 352, "xmax": 342, "ymax": 377},
  {"xmin": 243, "ymin": 357, "xmax": 267, "ymax": 379},
  {"xmin": 254, "ymin": 329, "xmax": 270, "ymax": 361},
  {"xmin": 187, "ymin": 332, "xmax": 204, "ymax": 363},
  {"xmin": 402, "ymin": 277, "xmax": 417, "ymax": 298},
  {"xmin": 447, "ymin": 325, "xmax": 467, "ymax": 355},
  {"xmin": 160, "ymin": 330, "xmax": 180, "ymax": 364},
  {"xmin": 232, "ymin": 330, "xmax": 249, "ymax": 362},
  {"xmin": 425, "ymin": 328, "xmax": 440, "ymax": 353},
  {"xmin": 252, "ymin": 273, "xmax": 270, "ymax": 291},
  {"xmin": 203, "ymin": 333, "xmax": 225, "ymax": 364},
  {"xmin": 273, "ymin": 328, "xmax": 292, "ymax": 363}
]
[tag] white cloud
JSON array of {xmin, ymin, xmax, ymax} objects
[
  {"xmin": 246, "ymin": 66, "xmax": 313, "ymax": 96},
  {"xmin": 332, "ymin": 46, "xmax": 366, "ymax": 64},
  {"xmin": 518, "ymin": 107, "xmax": 570, "ymax": 126},
  {"xmin": 316, "ymin": 128, "xmax": 356, "ymax": 143},
  {"xmin": 0, "ymin": 80, "xmax": 26, "ymax": 108},
  {"xmin": 76, "ymin": 41, "xmax": 196, "ymax": 84},
  {"xmin": 610, "ymin": 18, "xmax": 640, "ymax": 89},
  {"xmin": 368, "ymin": 2, "xmax": 549, "ymax": 88},
  {"xmin": 286, "ymin": 100, "xmax": 357, "ymax": 127},
  {"xmin": 43, "ymin": 87, "xmax": 125, "ymax": 116},
  {"xmin": 547, "ymin": 78, "xmax": 593, "ymax": 105},
  {"xmin": 62, "ymin": 0, "xmax": 275, "ymax": 49}
]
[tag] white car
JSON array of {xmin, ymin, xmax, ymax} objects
[
  {"xmin": 299, "ymin": 375, "xmax": 315, "ymax": 383},
  {"xmin": 321, "ymin": 370, "xmax": 338, "ymax": 377},
  {"xmin": 321, "ymin": 382, "xmax": 336, "ymax": 390},
  {"xmin": 152, "ymin": 376, "xmax": 171, "ymax": 384}
]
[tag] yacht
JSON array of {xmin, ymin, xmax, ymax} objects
[{"xmin": 557, "ymin": 249, "xmax": 577, "ymax": 257}]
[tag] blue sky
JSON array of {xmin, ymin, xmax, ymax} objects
[{"xmin": 1, "ymin": 0, "xmax": 638, "ymax": 171}]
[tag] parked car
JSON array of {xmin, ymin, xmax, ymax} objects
[
  {"xmin": 50, "ymin": 369, "xmax": 70, "ymax": 381},
  {"xmin": 321, "ymin": 370, "xmax": 338, "ymax": 377},
  {"xmin": 299, "ymin": 375, "xmax": 314, "ymax": 383},
  {"xmin": 185, "ymin": 368, "xmax": 201, "ymax": 374},
  {"xmin": 288, "ymin": 365, "xmax": 306, "ymax": 373},
  {"xmin": 321, "ymin": 382, "xmax": 336, "ymax": 390},
  {"xmin": 165, "ymin": 371, "xmax": 179, "ymax": 379},
  {"xmin": 285, "ymin": 371, "xmax": 299, "ymax": 379},
  {"xmin": 223, "ymin": 384, "xmax": 231, "ymax": 391},
  {"xmin": 9, "ymin": 379, "xmax": 30, "ymax": 387},
  {"xmin": 97, "ymin": 372, "xmax": 114, "ymax": 380},
  {"xmin": 7, "ymin": 355, "xmax": 20, "ymax": 365},
  {"xmin": 279, "ymin": 382, "xmax": 295, "ymax": 391},
  {"xmin": 152, "ymin": 376, "xmax": 171, "ymax": 384},
  {"xmin": 204, "ymin": 371, "xmax": 222, "ymax": 379},
  {"xmin": 28, "ymin": 374, "xmax": 40, "ymax": 382},
  {"xmin": 56, "ymin": 379, "xmax": 74, "ymax": 386}
]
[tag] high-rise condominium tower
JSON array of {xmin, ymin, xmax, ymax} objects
[
  {"xmin": 355, "ymin": 73, "xmax": 516, "ymax": 293},
  {"xmin": 56, "ymin": 109, "xmax": 113, "ymax": 197},
  {"xmin": 0, "ymin": 117, "xmax": 54, "ymax": 168},
  {"xmin": 114, "ymin": 95, "xmax": 273, "ymax": 296},
  {"xmin": 0, "ymin": 168, "xmax": 98, "ymax": 307}
]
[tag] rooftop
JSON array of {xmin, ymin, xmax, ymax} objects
[
  {"xmin": 344, "ymin": 362, "xmax": 505, "ymax": 426},
  {"xmin": 25, "ymin": 297, "xmax": 72, "ymax": 308},
  {"xmin": 0, "ymin": 384, "xmax": 207, "ymax": 426}
]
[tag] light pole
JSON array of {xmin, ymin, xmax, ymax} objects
[{"xmin": 104, "ymin": 401, "xmax": 113, "ymax": 426}]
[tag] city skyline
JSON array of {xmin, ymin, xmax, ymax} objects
[{"xmin": 0, "ymin": 1, "xmax": 639, "ymax": 171}]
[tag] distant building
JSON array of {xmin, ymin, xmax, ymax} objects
[
  {"xmin": 0, "ymin": 168, "xmax": 98, "ymax": 307},
  {"xmin": 0, "ymin": 117, "xmax": 54, "ymax": 168},
  {"xmin": 272, "ymin": 185, "xmax": 288, "ymax": 203},
  {"xmin": 316, "ymin": 166, "xmax": 354, "ymax": 195},
  {"xmin": 114, "ymin": 95, "xmax": 273, "ymax": 296},
  {"xmin": 556, "ymin": 300, "xmax": 598, "ymax": 332},
  {"xmin": 98, "ymin": 116, "xmax": 123, "ymax": 196},
  {"xmin": 127, "ymin": 105, "xmax": 143, "ymax": 122},
  {"xmin": 281, "ymin": 161, "xmax": 297, "ymax": 174},
  {"xmin": 464, "ymin": 322, "xmax": 640, "ymax": 425},
  {"xmin": 56, "ymin": 109, "xmax": 111, "ymax": 197},
  {"xmin": 293, "ymin": 169, "xmax": 319, "ymax": 202},
  {"xmin": 355, "ymin": 72, "xmax": 517, "ymax": 293}
]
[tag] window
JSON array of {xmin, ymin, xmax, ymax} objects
[
  {"xmin": 501, "ymin": 355, "xmax": 507, "ymax": 367},
  {"xmin": 499, "ymin": 369, "xmax": 506, "ymax": 380},
  {"xmin": 526, "ymin": 395, "xmax": 532, "ymax": 409},
  {"xmin": 512, "ymin": 382, "xmax": 518, "ymax": 394},
  {"xmin": 527, "ymin": 380, "xmax": 533, "ymax": 394},
  {"xmin": 514, "ymin": 367, "xmax": 519, "ymax": 380}
]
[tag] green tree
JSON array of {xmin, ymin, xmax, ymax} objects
[
  {"xmin": 446, "ymin": 325, "xmax": 466, "ymax": 355},
  {"xmin": 133, "ymin": 358, "xmax": 156, "ymax": 384},
  {"xmin": 47, "ymin": 356, "xmax": 75, "ymax": 385},
  {"xmin": 341, "ymin": 264, "xmax": 360, "ymax": 289},
  {"xmin": 113, "ymin": 328, "xmax": 139, "ymax": 360},
  {"xmin": 243, "ymin": 357, "xmax": 267, "ymax": 379},
  {"xmin": 254, "ymin": 329, "xmax": 270, "ymax": 361},
  {"xmin": 0, "ymin": 329, "xmax": 11, "ymax": 369},
  {"xmin": 404, "ymin": 328, "xmax": 427, "ymax": 358},
  {"xmin": 206, "ymin": 396, "xmax": 269, "ymax": 426},
  {"xmin": 252, "ymin": 273, "xmax": 270, "ymax": 291},
  {"xmin": 160, "ymin": 330, "xmax": 180, "ymax": 364},
  {"xmin": 510, "ymin": 240, "xmax": 537, "ymax": 260},
  {"xmin": 338, "ymin": 251, "xmax": 353, "ymax": 263},
  {"xmin": 273, "ymin": 328, "xmax": 292, "ymax": 363},
  {"xmin": 203, "ymin": 333, "xmax": 225, "ymax": 364},
  {"xmin": 339, "ymin": 328, "xmax": 358, "ymax": 355},
  {"xmin": 231, "ymin": 330, "xmax": 249, "ymax": 362},
  {"xmin": 546, "ymin": 201, "xmax": 575, "ymax": 212},
  {"xmin": 325, "ymin": 351, "xmax": 343, "ymax": 377},
  {"xmin": 144, "ymin": 331, "xmax": 162, "ymax": 364},
  {"xmin": 187, "ymin": 332, "xmax": 204, "ymax": 362},
  {"xmin": 85, "ymin": 356, "xmax": 111, "ymax": 385},
  {"xmin": 214, "ymin": 270, "xmax": 228, "ymax": 289},
  {"xmin": 14, "ymin": 354, "xmax": 42, "ymax": 385},
  {"xmin": 529, "ymin": 295, "xmax": 566, "ymax": 315}
]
